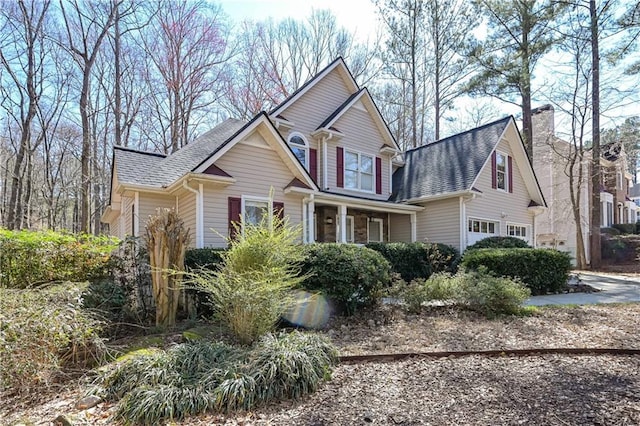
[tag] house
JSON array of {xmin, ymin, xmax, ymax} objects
[
  {"xmin": 531, "ymin": 104, "xmax": 637, "ymax": 263},
  {"xmin": 630, "ymin": 185, "xmax": 640, "ymax": 222},
  {"xmin": 101, "ymin": 58, "xmax": 546, "ymax": 252}
]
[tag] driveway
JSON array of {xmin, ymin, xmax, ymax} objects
[{"xmin": 525, "ymin": 272, "xmax": 640, "ymax": 306}]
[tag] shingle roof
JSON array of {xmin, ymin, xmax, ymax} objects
[
  {"xmin": 114, "ymin": 147, "xmax": 166, "ymax": 185},
  {"xmin": 390, "ymin": 116, "xmax": 512, "ymax": 202},
  {"xmin": 114, "ymin": 118, "xmax": 246, "ymax": 187},
  {"xmin": 630, "ymin": 185, "xmax": 640, "ymax": 199}
]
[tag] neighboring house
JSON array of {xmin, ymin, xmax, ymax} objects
[
  {"xmin": 532, "ymin": 104, "xmax": 637, "ymax": 263},
  {"xmin": 630, "ymin": 185, "xmax": 640, "ymax": 222},
  {"xmin": 102, "ymin": 58, "xmax": 546, "ymax": 252}
]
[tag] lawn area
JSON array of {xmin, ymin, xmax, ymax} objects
[{"xmin": 3, "ymin": 302, "xmax": 640, "ymax": 425}]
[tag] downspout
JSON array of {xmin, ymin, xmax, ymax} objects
[
  {"xmin": 459, "ymin": 196, "xmax": 465, "ymax": 250},
  {"xmin": 308, "ymin": 193, "xmax": 315, "ymax": 243},
  {"xmin": 182, "ymin": 180, "xmax": 203, "ymax": 248},
  {"xmin": 322, "ymin": 136, "xmax": 329, "ymax": 190}
]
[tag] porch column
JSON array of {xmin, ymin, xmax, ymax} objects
[
  {"xmin": 410, "ymin": 212, "xmax": 417, "ymax": 242},
  {"xmin": 339, "ymin": 204, "xmax": 347, "ymax": 243},
  {"xmin": 302, "ymin": 199, "xmax": 308, "ymax": 243},
  {"xmin": 308, "ymin": 199, "xmax": 315, "ymax": 243}
]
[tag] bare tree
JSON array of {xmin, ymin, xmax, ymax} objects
[
  {"xmin": 141, "ymin": 0, "xmax": 229, "ymax": 153},
  {"xmin": 57, "ymin": 0, "xmax": 118, "ymax": 233},
  {"xmin": 0, "ymin": 0, "xmax": 51, "ymax": 229}
]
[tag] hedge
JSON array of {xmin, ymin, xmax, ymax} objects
[
  {"xmin": 461, "ymin": 248, "xmax": 571, "ymax": 295},
  {"xmin": 365, "ymin": 242, "xmax": 459, "ymax": 282},
  {"xmin": 465, "ymin": 236, "xmax": 531, "ymax": 251},
  {"xmin": 184, "ymin": 247, "xmax": 226, "ymax": 270},
  {"xmin": 611, "ymin": 223, "xmax": 637, "ymax": 235},
  {"xmin": 601, "ymin": 234, "xmax": 640, "ymax": 262},
  {"xmin": 0, "ymin": 229, "xmax": 119, "ymax": 288},
  {"xmin": 300, "ymin": 244, "xmax": 392, "ymax": 315}
]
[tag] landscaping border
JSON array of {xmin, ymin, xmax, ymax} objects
[{"xmin": 339, "ymin": 347, "xmax": 640, "ymax": 363}]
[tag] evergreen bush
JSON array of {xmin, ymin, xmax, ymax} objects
[
  {"xmin": 461, "ymin": 248, "xmax": 571, "ymax": 295},
  {"xmin": 300, "ymin": 244, "xmax": 391, "ymax": 315}
]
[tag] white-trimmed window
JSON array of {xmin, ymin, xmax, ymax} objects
[
  {"xmin": 344, "ymin": 150, "xmax": 374, "ymax": 192},
  {"xmin": 507, "ymin": 223, "xmax": 529, "ymax": 240},
  {"xmin": 242, "ymin": 196, "xmax": 271, "ymax": 226},
  {"xmin": 337, "ymin": 214, "xmax": 355, "ymax": 243},
  {"xmin": 288, "ymin": 132, "xmax": 308, "ymax": 169},
  {"xmin": 496, "ymin": 152, "xmax": 507, "ymax": 191},
  {"xmin": 368, "ymin": 218, "xmax": 383, "ymax": 243},
  {"xmin": 468, "ymin": 219, "xmax": 497, "ymax": 234}
]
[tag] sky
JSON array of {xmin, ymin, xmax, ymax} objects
[
  {"xmin": 216, "ymin": 0, "xmax": 639, "ymax": 139},
  {"xmin": 217, "ymin": 0, "xmax": 381, "ymax": 40}
]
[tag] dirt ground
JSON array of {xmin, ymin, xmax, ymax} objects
[{"xmin": 3, "ymin": 304, "xmax": 640, "ymax": 425}]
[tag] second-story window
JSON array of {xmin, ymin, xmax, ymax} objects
[
  {"xmin": 496, "ymin": 152, "xmax": 507, "ymax": 190},
  {"xmin": 345, "ymin": 150, "xmax": 374, "ymax": 191},
  {"xmin": 288, "ymin": 132, "xmax": 308, "ymax": 169}
]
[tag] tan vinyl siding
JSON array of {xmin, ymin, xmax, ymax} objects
[
  {"xmin": 279, "ymin": 68, "xmax": 353, "ymax": 188},
  {"xmin": 203, "ymin": 140, "xmax": 304, "ymax": 248},
  {"xmin": 138, "ymin": 193, "xmax": 176, "ymax": 232},
  {"xmin": 389, "ymin": 213, "xmax": 411, "ymax": 242},
  {"xmin": 122, "ymin": 196, "xmax": 134, "ymax": 238},
  {"xmin": 466, "ymin": 138, "xmax": 533, "ymax": 239},
  {"xmin": 325, "ymin": 105, "xmax": 390, "ymax": 200},
  {"xmin": 418, "ymin": 198, "xmax": 460, "ymax": 249},
  {"xmin": 177, "ymin": 192, "xmax": 197, "ymax": 248}
]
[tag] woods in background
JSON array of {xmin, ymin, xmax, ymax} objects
[{"xmin": 0, "ymin": 0, "xmax": 638, "ymax": 234}]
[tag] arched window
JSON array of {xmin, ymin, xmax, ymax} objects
[{"xmin": 288, "ymin": 132, "xmax": 308, "ymax": 169}]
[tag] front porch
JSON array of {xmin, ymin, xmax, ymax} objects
[{"xmin": 295, "ymin": 192, "xmax": 422, "ymax": 244}]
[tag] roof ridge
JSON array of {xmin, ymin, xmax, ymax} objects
[
  {"xmin": 405, "ymin": 116, "xmax": 512, "ymax": 153},
  {"xmin": 316, "ymin": 88, "xmax": 365, "ymax": 130},
  {"xmin": 114, "ymin": 145, "xmax": 166, "ymax": 158}
]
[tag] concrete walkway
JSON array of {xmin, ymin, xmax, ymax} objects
[{"xmin": 525, "ymin": 272, "xmax": 640, "ymax": 306}]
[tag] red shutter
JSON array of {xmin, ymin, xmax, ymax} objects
[
  {"xmin": 309, "ymin": 148, "xmax": 318, "ymax": 182},
  {"xmin": 491, "ymin": 151, "xmax": 497, "ymax": 189},
  {"xmin": 273, "ymin": 202, "xmax": 285, "ymax": 221},
  {"xmin": 375, "ymin": 157, "xmax": 382, "ymax": 194},
  {"xmin": 228, "ymin": 197, "xmax": 241, "ymax": 240},
  {"xmin": 336, "ymin": 146, "xmax": 344, "ymax": 188},
  {"xmin": 508, "ymin": 155, "xmax": 513, "ymax": 193}
]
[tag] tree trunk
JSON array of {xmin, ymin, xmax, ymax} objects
[
  {"xmin": 589, "ymin": 0, "xmax": 602, "ymax": 269},
  {"xmin": 79, "ymin": 70, "xmax": 91, "ymax": 233},
  {"xmin": 114, "ymin": 0, "xmax": 123, "ymax": 147}
]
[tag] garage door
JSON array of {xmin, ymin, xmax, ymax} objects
[{"xmin": 467, "ymin": 218, "xmax": 499, "ymax": 246}]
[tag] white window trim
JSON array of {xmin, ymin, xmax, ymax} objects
[
  {"xmin": 467, "ymin": 217, "xmax": 499, "ymax": 235},
  {"xmin": 495, "ymin": 151, "xmax": 509, "ymax": 192},
  {"xmin": 336, "ymin": 214, "xmax": 355, "ymax": 243},
  {"xmin": 241, "ymin": 195, "xmax": 272, "ymax": 232},
  {"xmin": 506, "ymin": 222, "xmax": 531, "ymax": 241},
  {"xmin": 344, "ymin": 149, "xmax": 375, "ymax": 193},
  {"xmin": 367, "ymin": 218, "xmax": 384, "ymax": 243},
  {"xmin": 287, "ymin": 132, "xmax": 309, "ymax": 169}
]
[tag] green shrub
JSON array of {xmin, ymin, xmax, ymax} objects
[
  {"xmin": 185, "ymin": 248, "xmax": 226, "ymax": 271},
  {"xmin": 461, "ymin": 248, "xmax": 571, "ymax": 295},
  {"xmin": 366, "ymin": 242, "xmax": 459, "ymax": 281},
  {"xmin": 465, "ymin": 236, "xmax": 531, "ymax": 251},
  {"xmin": 301, "ymin": 244, "xmax": 391, "ymax": 315},
  {"xmin": 460, "ymin": 267, "xmax": 531, "ymax": 317},
  {"xmin": 98, "ymin": 331, "xmax": 337, "ymax": 424},
  {"xmin": 601, "ymin": 234, "xmax": 640, "ymax": 262},
  {"xmin": 611, "ymin": 223, "xmax": 637, "ymax": 235},
  {"xmin": 0, "ymin": 229, "xmax": 119, "ymax": 288},
  {"xmin": 392, "ymin": 269, "xmax": 529, "ymax": 316},
  {"xmin": 188, "ymin": 213, "xmax": 305, "ymax": 344},
  {"xmin": 0, "ymin": 284, "xmax": 106, "ymax": 392},
  {"xmin": 601, "ymin": 227, "xmax": 621, "ymax": 236}
]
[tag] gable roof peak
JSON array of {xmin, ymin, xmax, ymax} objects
[{"xmin": 268, "ymin": 57, "xmax": 359, "ymax": 118}]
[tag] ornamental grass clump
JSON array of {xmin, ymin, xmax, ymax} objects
[
  {"xmin": 97, "ymin": 331, "xmax": 337, "ymax": 425},
  {"xmin": 188, "ymin": 209, "xmax": 306, "ymax": 344}
]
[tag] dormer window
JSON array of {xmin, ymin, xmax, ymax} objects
[{"xmin": 288, "ymin": 132, "xmax": 308, "ymax": 169}]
